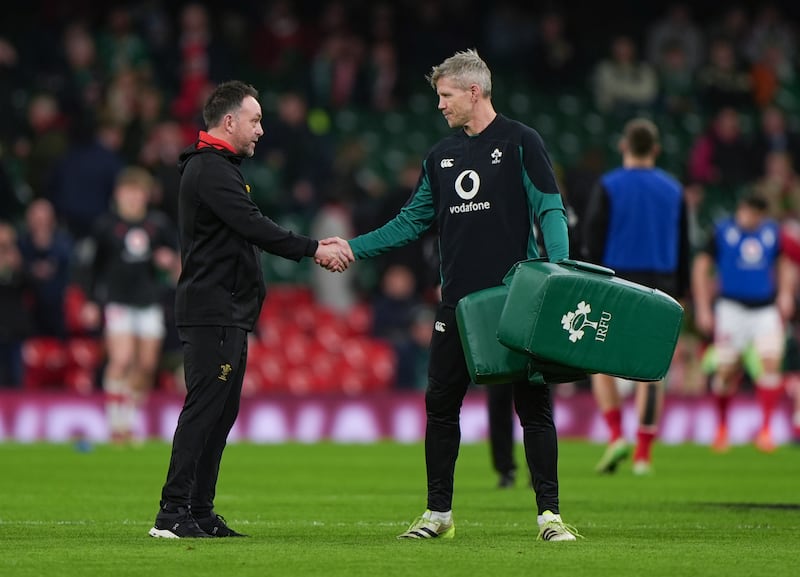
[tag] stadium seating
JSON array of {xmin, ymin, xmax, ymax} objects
[
  {"xmin": 248, "ymin": 285, "xmax": 397, "ymax": 395},
  {"xmin": 22, "ymin": 335, "xmax": 105, "ymax": 393},
  {"xmin": 22, "ymin": 337, "xmax": 69, "ymax": 390}
]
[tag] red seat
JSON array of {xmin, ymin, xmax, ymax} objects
[
  {"xmin": 285, "ymin": 366, "xmax": 316, "ymax": 395},
  {"xmin": 345, "ymin": 303, "xmax": 373, "ymax": 335},
  {"xmin": 63, "ymin": 284, "xmax": 89, "ymax": 335},
  {"xmin": 157, "ymin": 370, "xmax": 179, "ymax": 393},
  {"xmin": 256, "ymin": 320, "xmax": 283, "ymax": 346},
  {"xmin": 261, "ymin": 285, "xmax": 313, "ymax": 315},
  {"xmin": 315, "ymin": 317, "xmax": 348, "ymax": 353},
  {"xmin": 366, "ymin": 341, "xmax": 397, "ymax": 390},
  {"xmin": 255, "ymin": 290, "xmax": 399, "ymax": 396},
  {"xmin": 341, "ymin": 336, "xmax": 370, "ymax": 370},
  {"xmin": 291, "ymin": 302, "xmax": 318, "ymax": 331},
  {"xmin": 63, "ymin": 367, "xmax": 95, "ymax": 395},
  {"xmin": 248, "ymin": 344, "xmax": 286, "ymax": 392},
  {"xmin": 66, "ymin": 337, "xmax": 104, "ymax": 370},
  {"xmin": 338, "ymin": 365, "xmax": 368, "ymax": 396},
  {"xmin": 241, "ymin": 366, "xmax": 264, "ymax": 396},
  {"xmin": 310, "ymin": 353, "xmax": 338, "ymax": 391},
  {"xmin": 283, "ymin": 331, "xmax": 313, "ymax": 366},
  {"xmin": 22, "ymin": 337, "xmax": 68, "ymax": 390}
]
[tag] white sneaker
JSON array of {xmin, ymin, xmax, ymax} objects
[
  {"xmin": 595, "ymin": 438, "xmax": 631, "ymax": 474},
  {"xmin": 537, "ymin": 510, "xmax": 582, "ymax": 541},
  {"xmin": 633, "ymin": 460, "xmax": 653, "ymax": 476},
  {"xmin": 397, "ymin": 510, "xmax": 455, "ymax": 539}
]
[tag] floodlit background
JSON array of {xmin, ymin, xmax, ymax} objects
[{"xmin": 1, "ymin": 0, "xmax": 799, "ymax": 445}]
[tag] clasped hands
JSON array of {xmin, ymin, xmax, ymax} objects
[{"xmin": 314, "ymin": 237, "xmax": 355, "ymax": 272}]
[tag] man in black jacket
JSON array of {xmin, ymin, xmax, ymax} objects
[{"xmin": 149, "ymin": 81, "xmax": 352, "ymax": 539}]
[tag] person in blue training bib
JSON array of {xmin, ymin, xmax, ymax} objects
[
  {"xmin": 582, "ymin": 118, "xmax": 690, "ymax": 475},
  {"xmin": 692, "ymin": 192, "xmax": 795, "ymax": 453}
]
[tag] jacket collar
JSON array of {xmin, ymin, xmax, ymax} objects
[{"xmin": 197, "ymin": 131, "xmax": 236, "ymax": 153}]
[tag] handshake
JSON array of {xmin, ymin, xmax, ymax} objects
[{"xmin": 314, "ymin": 237, "xmax": 355, "ymax": 272}]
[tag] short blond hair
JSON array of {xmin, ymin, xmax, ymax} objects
[
  {"xmin": 427, "ymin": 49, "xmax": 492, "ymax": 97},
  {"xmin": 115, "ymin": 166, "xmax": 154, "ymax": 193}
]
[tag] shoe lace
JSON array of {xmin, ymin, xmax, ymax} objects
[
  {"xmin": 189, "ymin": 518, "xmax": 204, "ymax": 531},
  {"xmin": 405, "ymin": 516, "xmax": 427, "ymax": 531},
  {"xmin": 537, "ymin": 519, "xmax": 583, "ymax": 540},
  {"xmin": 405, "ymin": 515, "xmax": 452, "ymax": 533}
]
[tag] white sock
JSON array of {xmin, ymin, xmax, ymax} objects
[
  {"xmin": 119, "ymin": 394, "xmax": 136, "ymax": 435},
  {"xmin": 426, "ymin": 510, "xmax": 452, "ymax": 524},
  {"xmin": 105, "ymin": 378, "xmax": 126, "ymax": 435},
  {"xmin": 538, "ymin": 511, "xmax": 561, "ymax": 525}
]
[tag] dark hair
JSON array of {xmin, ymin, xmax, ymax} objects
[
  {"xmin": 740, "ymin": 192, "xmax": 768, "ymax": 212},
  {"xmin": 202, "ymin": 81, "xmax": 259, "ymax": 129},
  {"xmin": 623, "ymin": 118, "xmax": 660, "ymax": 157}
]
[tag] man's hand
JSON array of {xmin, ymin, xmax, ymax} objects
[
  {"xmin": 315, "ymin": 237, "xmax": 355, "ymax": 272},
  {"xmin": 79, "ymin": 301, "xmax": 102, "ymax": 330},
  {"xmin": 154, "ymin": 247, "xmax": 178, "ymax": 271}
]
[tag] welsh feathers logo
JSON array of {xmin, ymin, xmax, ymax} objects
[
  {"xmin": 561, "ymin": 301, "xmax": 612, "ymax": 343},
  {"xmin": 218, "ymin": 363, "xmax": 233, "ymax": 381}
]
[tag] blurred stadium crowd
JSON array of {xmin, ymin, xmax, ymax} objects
[{"xmin": 1, "ymin": 0, "xmax": 800, "ymax": 396}]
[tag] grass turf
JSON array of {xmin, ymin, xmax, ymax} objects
[{"xmin": 1, "ymin": 439, "xmax": 798, "ymax": 577}]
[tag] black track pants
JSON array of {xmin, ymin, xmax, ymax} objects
[{"xmin": 159, "ymin": 326, "xmax": 248, "ymax": 516}]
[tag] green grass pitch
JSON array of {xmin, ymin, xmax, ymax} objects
[{"xmin": 1, "ymin": 440, "xmax": 798, "ymax": 577}]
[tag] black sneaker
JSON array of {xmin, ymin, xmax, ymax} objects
[
  {"xmin": 148, "ymin": 506, "xmax": 211, "ymax": 539},
  {"xmin": 497, "ymin": 470, "xmax": 516, "ymax": 489},
  {"xmin": 195, "ymin": 513, "xmax": 247, "ymax": 537}
]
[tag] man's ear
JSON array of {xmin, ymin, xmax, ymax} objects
[{"xmin": 652, "ymin": 143, "xmax": 662, "ymax": 158}]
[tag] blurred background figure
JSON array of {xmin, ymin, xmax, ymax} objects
[
  {"xmin": 487, "ymin": 382, "xmax": 517, "ymax": 488},
  {"xmin": 249, "ymin": 0, "xmax": 314, "ymax": 89},
  {"xmin": 655, "ymin": 41, "xmax": 698, "ymax": 117},
  {"xmin": 583, "ymin": 118, "xmax": 689, "ymax": 475},
  {"xmin": 530, "ymin": 10, "xmax": 577, "ymax": 91},
  {"xmin": 777, "ymin": 219, "xmax": 800, "ymax": 444},
  {"xmin": 646, "ymin": 2, "xmax": 705, "ymax": 74},
  {"xmin": 0, "ymin": 221, "xmax": 32, "ymax": 387},
  {"xmin": 370, "ymin": 263, "xmax": 423, "ymax": 389},
  {"xmin": 47, "ymin": 116, "xmax": 125, "ymax": 241},
  {"xmin": 78, "ymin": 167, "xmax": 178, "ymax": 445},
  {"xmin": 750, "ymin": 106, "xmax": 800, "ymax": 176},
  {"xmin": 687, "ymin": 107, "xmax": 755, "ymax": 222},
  {"xmin": 403, "ymin": 304, "xmax": 435, "ymax": 391},
  {"xmin": 309, "ymin": 185, "xmax": 358, "ymax": 314},
  {"xmin": 752, "ymin": 151, "xmax": 800, "ymax": 222},
  {"xmin": 695, "ymin": 37, "xmax": 753, "ymax": 113},
  {"xmin": 138, "ymin": 120, "xmax": 186, "ymax": 228},
  {"xmin": 258, "ymin": 90, "xmax": 334, "ymax": 219},
  {"xmin": 169, "ymin": 2, "xmax": 230, "ymax": 137},
  {"xmin": 16, "ymin": 92, "xmax": 69, "ymax": 202},
  {"xmin": 692, "ymin": 193, "xmax": 795, "ymax": 453},
  {"xmin": 744, "ymin": 2, "xmax": 796, "ymax": 70},
  {"xmin": 17, "ymin": 198, "xmax": 74, "ymax": 338},
  {"xmin": 366, "ymin": 40, "xmax": 400, "ymax": 112},
  {"xmin": 593, "ymin": 34, "xmax": 659, "ymax": 117}
]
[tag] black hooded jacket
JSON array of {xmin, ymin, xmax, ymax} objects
[{"xmin": 175, "ymin": 133, "xmax": 318, "ymax": 330}]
